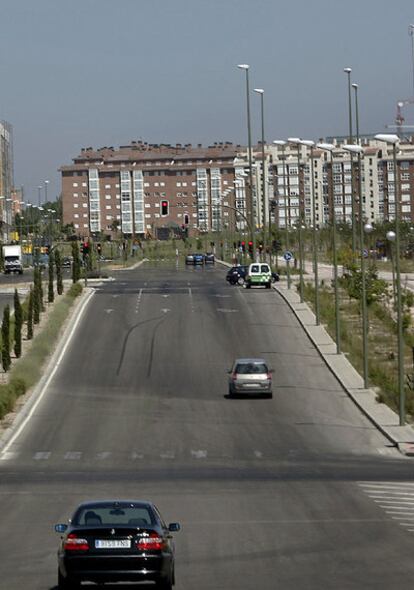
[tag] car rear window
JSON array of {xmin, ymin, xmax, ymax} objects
[
  {"xmin": 261, "ymin": 265, "xmax": 270, "ymax": 273},
  {"xmin": 235, "ymin": 363, "xmax": 268, "ymax": 374},
  {"xmin": 251, "ymin": 265, "xmax": 260, "ymax": 273},
  {"xmin": 74, "ymin": 504, "xmax": 155, "ymax": 526}
]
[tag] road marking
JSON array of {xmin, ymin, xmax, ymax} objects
[
  {"xmin": 359, "ymin": 481, "xmax": 414, "ymax": 533},
  {"xmin": 96, "ymin": 452, "xmax": 111, "ymax": 460},
  {"xmin": 214, "ymin": 294, "xmax": 231, "ymax": 298},
  {"xmin": 33, "ymin": 451, "xmax": 51, "ymax": 460},
  {"xmin": 160, "ymin": 451, "xmax": 175, "ymax": 459},
  {"xmin": 0, "ymin": 289, "xmax": 95, "ymax": 459},
  {"xmin": 112, "ymin": 294, "xmax": 119, "ymax": 298},
  {"xmin": 64, "ymin": 451, "xmax": 82, "ymax": 460},
  {"xmin": 161, "ymin": 308, "xmax": 170, "ymax": 313},
  {"xmin": 0, "ymin": 451, "xmax": 18, "ymax": 461},
  {"xmin": 131, "ymin": 452, "xmax": 144, "ymax": 460},
  {"xmin": 105, "ymin": 309, "xmax": 114, "ymax": 314},
  {"xmin": 191, "ymin": 449, "xmax": 207, "ymax": 459},
  {"xmin": 162, "ymin": 294, "xmax": 170, "ymax": 298},
  {"xmin": 217, "ymin": 308, "xmax": 238, "ymax": 313},
  {"xmin": 135, "ymin": 288, "xmax": 143, "ymax": 314},
  {"xmin": 254, "ymin": 451, "xmax": 263, "ymax": 458}
]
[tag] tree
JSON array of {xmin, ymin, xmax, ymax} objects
[
  {"xmin": 55, "ymin": 249, "xmax": 64, "ymax": 295},
  {"xmin": 2, "ymin": 305, "xmax": 11, "ymax": 372},
  {"xmin": 33, "ymin": 267, "xmax": 40, "ymax": 324},
  {"xmin": 72, "ymin": 241, "xmax": 81, "ymax": 283},
  {"xmin": 27, "ymin": 287, "xmax": 34, "ymax": 340},
  {"xmin": 13, "ymin": 289, "xmax": 22, "ymax": 358},
  {"xmin": 48, "ymin": 249, "xmax": 55, "ymax": 303}
]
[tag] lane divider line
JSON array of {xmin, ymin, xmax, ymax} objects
[{"xmin": 0, "ymin": 288, "xmax": 95, "ymax": 458}]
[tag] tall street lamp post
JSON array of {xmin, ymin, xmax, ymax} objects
[
  {"xmin": 375, "ymin": 133, "xmax": 405, "ymax": 425},
  {"xmin": 37, "ymin": 185, "xmax": 42, "ymax": 207},
  {"xmin": 299, "ymin": 139, "xmax": 320, "ymax": 325},
  {"xmin": 344, "ymin": 143, "xmax": 368, "ymax": 387},
  {"xmin": 273, "ymin": 140, "xmax": 291, "ymax": 289},
  {"xmin": 288, "ymin": 138, "xmax": 305, "ymax": 302},
  {"xmin": 317, "ymin": 143, "xmax": 341, "ymax": 354},
  {"xmin": 237, "ymin": 64, "xmax": 256, "ymax": 258},
  {"xmin": 344, "ymin": 67, "xmax": 357, "ymax": 252},
  {"xmin": 254, "ymin": 88, "xmax": 268, "ymax": 253},
  {"xmin": 44, "ymin": 180, "xmax": 49, "ymax": 205}
]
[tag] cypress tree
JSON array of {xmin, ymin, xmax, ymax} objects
[
  {"xmin": 48, "ymin": 249, "xmax": 55, "ymax": 303},
  {"xmin": 39, "ymin": 266, "xmax": 45, "ymax": 312},
  {"xmin": 27, "ymin": 287, "xmax": 34, "ymax": 340},
  {"xmin": 33, "ymin": 267, "xmax": 40, "ymax": 324},
  {"xmin": 13, "ymin": 289, "xmax": 22, "ymax": 358},
  {"xmin": 2, "ymin": 305, "xmax": 11, "ymax": 372},
  {"xmin": 72, "ymin": 241, "xmax": 81, "ymax": 283},
  {"xmin": 55, "ymin": 249, "xmax": 64, "ymax": 295}
]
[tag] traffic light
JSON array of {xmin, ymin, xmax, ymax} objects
[
  {"xmin": 241, "ymin": 241, "xmax": 246, "ymax": 253},
  {"xmin": 161, "ymin": 200, "xmax": 169, "ymax": 216},
  {"xmin": 82, "ymin": 241, "xmax": 89, "ymax": 258},
  {"xmin": 248, "ymin": 241, "xmax": 253, "ymax": 254},
  {"xmin": 97, "ymin": 243, "xmax": 102, "ymax": 255},
  {"xmin": 258, "ymin": 242, "xmax": 263, "ymax": 251}
]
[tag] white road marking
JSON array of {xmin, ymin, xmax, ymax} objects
[
  {"xmin": 0, "ymin": 451, "xmax": 18, "ymax": 461},
  {"xmin": 191, "ymin": 449, "xmax": 207, "ymax": 459},
  {"xmin": 160, "ymin": 451, "xmax": 175, "ymax": 459},
  {"xmin": 0, "ymin": 289, "xmax": 95, "ymax": 459},
  {"xmin": 161, "ymin": 308, "xmax": 170, "ymax": 313},
  {"xmin": 162, "ymin": 294, "xmax": 170, "ymax": 298},
  {"xmin": 33, "ymin": 451, "xmax": 51, "ymax": 460},
  {"xmin": 359, "ymin": 481, "xmax": 414, "ymax": 533},
  {"xmin": 131, "ymin": 452, "xmax": 144, "ymax": 460},
  {"xmin": 214, "ymin": 294, "xmax": 231, "ymax": 298},
  {"xmin": 105, "ymin": 309, "xmax": 114, "ymax": 314},
  {"xmin": 217, "ymin": 308, "xmax": 238, "ymax": 313},
  {"xmin": 96, "ymin": 452, "xmax": 111, "ymax": 460},
  {"xmin": 64, "ymin": 451, "xmax": 82, "ymax": 460},
  {"xmin": 135, "ymin": 288, "xmax": 143, "ymax": 314},
  {"xmin": 112, "ymin": 295, "xmax": 119, "ymax": 298},
  {"xmin": 254, "ymin": 451, "xmax": 263, "ymax": 458}
]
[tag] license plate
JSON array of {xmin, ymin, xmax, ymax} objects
[
  {"xmin": 244, "ymin": 383, "xmax": 259, "ymax": 388},
  {"xmin": 95, "ymin": 539, "xmax": 131, "ymax": 549}
]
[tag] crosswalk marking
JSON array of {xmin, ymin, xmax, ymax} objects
[
  {"xmin": 359, "ymin": 481, "xmax": 414, "ymax": 534},
  {"xmin": 64, "ymin": 451, "xmax": 82, "ymax": 460},
  {"xmin": 33, "ymin": 451, "xmax": 51, "ymax": 460}
]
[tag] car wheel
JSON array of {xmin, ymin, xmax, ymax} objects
[
  {"xmin": 156, "ymin": 575, "xmax": 173, "ymax": 590},
  {"xmin": 58, "ymin": 569, "xmax": 80, "ymax": 589},
  {"xmin": 237, "ymin": 276, "xmax": 245, "ymax": 286},
  {"xmin": 246, "ymin": 282, "xmax": 251, "ymax": 289},
  {"xmin": 266, "ymin": 282, "xmax": 271, "ymax": 289},
  {"xmin": 271, "ymin": 275, "xmax": 276, "ymax": 283}
]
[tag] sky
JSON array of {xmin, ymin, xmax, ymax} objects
[{"xmin": 1, "ymin": 0, "xmax": 414, "ymax": 204}]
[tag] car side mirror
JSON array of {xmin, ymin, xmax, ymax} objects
[
  {"xmin": 168, "ymin": 522, "xmax": 181, "ymax": 532},
  {"xmin": 55, "ymin": 524, "xmax": 68, "ymax": 533}
]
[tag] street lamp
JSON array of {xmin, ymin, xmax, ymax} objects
[
  {"xmin": 344, "ymin": 67, "xmax": 357, "ymax": 252},
  {"xmin": 375, "ymin": 133, "xmax": 405, "ymax": 425},
  {"xmin": 237, "ymin": 64, "xmax": 256, "ymax": 258},
  {"xmin": 254, "ymin": 88, "xmax": 267, "ymax": 253},
  {"xmin": 44, "ymin": 180, "xmax": 49, "ymax": 204},
  {"xmin": 37, "ymin": 185, "xmax": 42, "ymax": 207},
  {"xmin": 298, "ymin": 139, "xmax": 320, "ymax": 325},
  {"xmin": 343, "ymin": 142, "xmax": 368, "ymax": 387},
  {"xmin": 273, "ymin": 140, "xmax": 291, "ymax": 289},
  {"xmin": 317, "ymin": 143, "xmax": 341, "ymax": 354},
  {"xmin": 288, "ymin": 138, "xmax": 305, "ymax": 302}
]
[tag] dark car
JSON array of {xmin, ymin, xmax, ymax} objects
[
  {"xmin": 55, "ymin": 500, "xmax": 180, "ymax": 589},
  {"xmin": 62, "ymin": 256, "xmax": 72, "ymax": 268},
  {"xmin": 226, "ymin": 265, "xmax": 249, "ymax": 285},
  {"xmin": 204, "ymin": 252, "xmax": 215, "ymax": 264}
]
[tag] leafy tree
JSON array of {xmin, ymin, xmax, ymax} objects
[
  {"xmin": 13, "ymin": 289, "xmax": 22, "ymax": 358},
  {"xmin": 55, "ymin": 249, "xmax": 64, "ymax": 295},
  {"xmin": 27, "ymin": 287, "xmax": 34, "ymax": 340},
  {"xmin": 1, "ymin": 305, "xmax": 11, "ymax": 372},
  {"xmin": 48, "ymin": 249, "xmax": 55, "ymax": 303}
]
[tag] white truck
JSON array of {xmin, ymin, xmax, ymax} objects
[{"xmin": 3, "ymin": 244, "xmax": 23, "ymax": 275}]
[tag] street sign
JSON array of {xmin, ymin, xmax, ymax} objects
[
  {"xmin": 363, "ymin": 248, "xmax": 369, "ymax": 258},
  {"xmin": 283, "ymin": 251, "xmax": 293, "ymax": 262}
]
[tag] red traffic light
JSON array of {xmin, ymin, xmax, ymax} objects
[{"xmin": 161, "ymin": 200, "xmax": 169, "ymax": 216}]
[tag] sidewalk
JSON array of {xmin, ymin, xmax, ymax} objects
[{"xmin": 219, "ymin": 259, "xmax": 414, "ymax": 456}]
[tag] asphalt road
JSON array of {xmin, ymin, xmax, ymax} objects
[{"xmin": 1, "ymin": 261, "xmax": 414, "ymax": 589}]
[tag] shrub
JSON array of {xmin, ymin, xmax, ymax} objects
[
  {"xmin": 13, "ymin": 289, "xmax": 22, "ymax": 358},
  {"xmin": 1, "ymin": 305, "xmax": 11, "ymax": 372}
]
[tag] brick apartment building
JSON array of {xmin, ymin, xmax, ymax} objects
[{"xmin": 60, "ymin": 141, "xmax": 252, "ymax": 239}]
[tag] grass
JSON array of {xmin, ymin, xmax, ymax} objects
[
  {"xmin": 0, "ymin": 282, "xmax": 83, "ymax": 420},
  {"xmin": 303, "ymin": 281, "xmax": 414, "ymax": 420}
]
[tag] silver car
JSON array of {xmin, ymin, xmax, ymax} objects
[{"xmin": 228, "ymin": 358, "xmax": 273, "ymax": 398}]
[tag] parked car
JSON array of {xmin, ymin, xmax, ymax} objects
[
  {"xmin": 226, "ymin": 265, "xmax": 249, "ymax": 285},
  {"xmin": 185, "ymin": 254, "xmax": 194, "ymax": 265},
  {"xmin": 54, "ymin": 500, "xmax": 180, "ymax": 589},
  {"xmin": 62, "ymin": 256, "xmax": 72, "ymax": 268},
  {"xmin": 245, "ymin": 263, "xmax": 272, "ymax": 289},
  {"xmin": 228, "ymin": 358, "xmax": 273, "ymax": 398},
  {"xmin": 204, "ymin": 252, "xmax": 215, "ymax": 264}
]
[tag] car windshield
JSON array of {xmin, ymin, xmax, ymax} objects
[
  {"xmin": 235, "ymin": 363, "xmax": 268, "ymax": 374},
  {"xmin": 73, "ymin": 503, "xmax": 155, "ymax": 526}
]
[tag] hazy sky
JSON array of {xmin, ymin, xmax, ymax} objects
[{"xmin": 1, "ymin": 0, "xmax": 414, "ymax": 203}]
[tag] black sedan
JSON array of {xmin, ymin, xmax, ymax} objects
[{"xmin": 55, "ymin": 500, "xmax": 180, "ymax": 589}]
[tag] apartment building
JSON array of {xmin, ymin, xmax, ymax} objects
[
  {"xmin": 0, "ymin": 120, "xmax": 14, "ymax": 241},
  {"xmin": 60, "ymin": 142, "xmax": 249, "ymax": 238}
]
